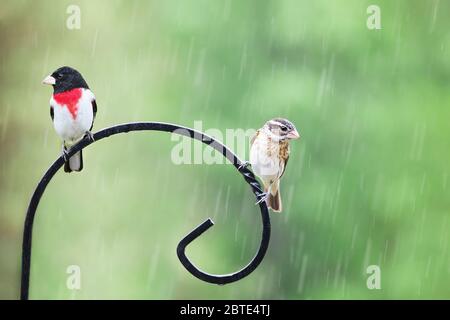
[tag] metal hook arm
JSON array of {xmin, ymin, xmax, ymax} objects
[
  {"xmin": 176, "ymin": 165, "xmax": 271, "ymax": 285},
  {"xmin": 20, "ymin": 122, "xmax": 271, "ymax": 299}
]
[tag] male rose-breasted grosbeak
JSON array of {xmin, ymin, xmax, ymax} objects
[
  {"xmin": 249, "ymin": 118, "xmax": 300, "ymax": 212},
  {"xmin": 43, "ymin": 66, "xmax": 97, "ymax": 173}
]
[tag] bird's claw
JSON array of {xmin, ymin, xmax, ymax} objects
[
  {"xmin": 238, "ymin": 161, "xmax": 251, "ymax": 171},
  {"xmin": 255, "ymin": 192, "xmax": 268, "ymax": 205},
  {"xmin": 85, "ymin": 131, "xmax": 95, "ymax": 142},
  {"xmin": 61, "ymin": 149, "xmax": 69, "ymax": 162}
]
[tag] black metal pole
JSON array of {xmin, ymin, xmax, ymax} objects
[{"xmin": 20, "ymin": 122, "xmax": 270, "ymax": 299}]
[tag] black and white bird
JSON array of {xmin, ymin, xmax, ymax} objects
[
  {"xmin": 43, "ymin": 66, "xmax": 97, "ymax": 172},
  {"xmin": 249, "ymin": 118, "xmax": 299, "ymax": 212}
]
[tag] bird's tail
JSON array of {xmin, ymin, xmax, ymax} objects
[
  {"xmin": 267, "ymin": 180, "xmax": 282, "ymax": 212},
  {"xmin": 64, "ymin": 148, "xmax": 83, "ymax": 173}
]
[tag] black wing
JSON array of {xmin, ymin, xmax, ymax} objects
[
  {"xmin": 50, "ymin": 106, "xmax": 54, "ymax": 122},
  {"xmin": 90, "ymin": 99, "xmax": 97, "ymax": 131}
]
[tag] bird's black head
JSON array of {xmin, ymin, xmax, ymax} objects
[{"xmin": 43, "ymin": 66, "xmax": 89, "ymax": 94}]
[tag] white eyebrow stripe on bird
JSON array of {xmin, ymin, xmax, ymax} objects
[{"xmin": 268, "ymin": 120, "xmax": 285, "ymax": 127}]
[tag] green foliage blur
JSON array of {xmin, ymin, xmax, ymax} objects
[{"xmin": 0, "ymin": 0, "xmax": 449, "ymax": 299}]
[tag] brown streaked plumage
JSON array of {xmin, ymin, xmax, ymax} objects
[{"xmin": 249, "ymin": 118, "xmax": 299, "ymax": 212}]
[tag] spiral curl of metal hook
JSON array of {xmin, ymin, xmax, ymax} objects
[{"xmin": 20, "ymin": 122, "xmax": 271, "ymax": 299}]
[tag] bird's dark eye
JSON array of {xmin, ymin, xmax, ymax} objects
[
  {"xmin": 280, "ymin": 126, "xmax": 288, "ymax": 132},
  {"xmin": 56, "ymin": 73, "xmax": 63, "ymax": 79}
]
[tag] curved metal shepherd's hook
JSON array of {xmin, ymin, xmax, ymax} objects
[{"xmin": 21, "ymin": 122, "xmax": 270, "ymax": 299}]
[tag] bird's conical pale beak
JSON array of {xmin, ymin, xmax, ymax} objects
[
  {"xmin": 42, "ymin": 75, "xmax": 56, "ymax": 85},
  {"xmin": 287, "ymin": 129, "xmax": 300, "ymax": 139}
]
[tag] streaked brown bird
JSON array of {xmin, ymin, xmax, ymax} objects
[{"xmin": 249, "ymin": 118, "xmax": 300, "ymax": 212}]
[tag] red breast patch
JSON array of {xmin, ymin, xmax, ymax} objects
[{"xmin": 53, "ymin": 88, "xmax": 82, "ymax": 119}]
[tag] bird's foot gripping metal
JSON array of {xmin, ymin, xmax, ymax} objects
[
  {"xmin": 84, "ymin": 131, "xmax": 95, "ymax": 142},
  {"xmin": 237, "ymin": 161, "xmax": 251, "ymax": 172},
  {"xmin": 61, "ymin": 147, "xmax": 69, "ymax": 162},
  {"xmin": 255, "ymin": 192, "xmax": 269, "ymax": 205}
]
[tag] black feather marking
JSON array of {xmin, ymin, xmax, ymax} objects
[
  {"xmin": 92, "ymin": 99, "xmax": 97, "ymax": 117},
  {"xmin": 272, "ymin": 118, "xmax": 294, "ymax": 130},
  {"xmin": 78, "ymin": 149, "xmax": 84, "ymax": 171},
  {"xmin": 64, "ymin": 161, "xmax": 72, "ymax": 173},
  {"xmin": 90, "ymin": 99, "xmax": 97, "ymax": 131},
  {"xmin": 51, "ymin": 66, "xmax": 89, "ymax": 94},
  {"xmin": 50, "ymin": 106, "xmax": 54, "ymax": 122}
]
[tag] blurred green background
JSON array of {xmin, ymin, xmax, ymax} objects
[{"xmin": 1, "ymin": 0, "xmax": 450, "ymax": 299}]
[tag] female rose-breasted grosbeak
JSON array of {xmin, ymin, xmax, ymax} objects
[
  {"xmin": 43, "ymin": 66, "xmax": 97, "ymax": 173},
  {"xmin": 249, "ymin": 118, "xmax": 300, "ymax": 212}
]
